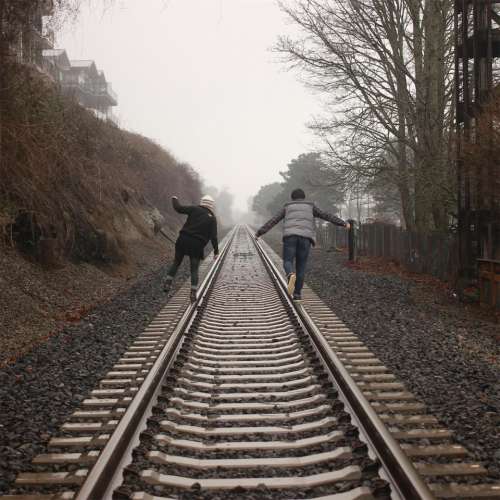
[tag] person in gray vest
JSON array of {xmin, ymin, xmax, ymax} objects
[{"xmin": 255, "ymin": 188, "xmax": 349, "ymax": 301}]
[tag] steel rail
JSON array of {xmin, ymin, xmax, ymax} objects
[
  {"xmin": 75, "ymin": 228, "xmax": 237, "ymax": 500},
  {"xmin": 250, "ymin": 226, "xmax": 435, "ymax": 500}
]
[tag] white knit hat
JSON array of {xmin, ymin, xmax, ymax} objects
[{"xmin": 199, "ymin": 195, "xmax": 215, "ymax": 212}]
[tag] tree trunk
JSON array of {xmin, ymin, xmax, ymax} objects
[
  {"xmin": 396, "ymin": 124, "xmax": 414, "ymax": 230},
  {"xmin": 407, "ymin": 0, "xmax": 452, "ymax": 232},
  {"xmin": 398, "ymin": 171, "xmax": 414, "ymax": 230},
  {"xmin": 408, "ymin": 0, "xmax": 429, "ymax": 232},
  {"xmin": 382, "ymin": 0, "xmax": 416, "ymax": 230}
]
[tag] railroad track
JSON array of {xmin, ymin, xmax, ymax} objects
[{"xmin": 3, "ymin": 226, "xmax": 500, "ymax": 500}]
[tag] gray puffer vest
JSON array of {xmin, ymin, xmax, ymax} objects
[{"xmin": 283, "ymin": 201, "xmax": 316, "ymax": 244}]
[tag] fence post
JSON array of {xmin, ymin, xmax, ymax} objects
[
  {"xmin": 330, "ymin": 223, "xmax": 337, "ymax": 250},
  {"xmin": 381, "ymin": 224, "xmax": 386, "ymax": 258},
  {"xmin": 348, "ymin": 219, "xmax": 355, "ymax": 261},
  {"xmin": 389, "ymin": 225, "xmax": 394, "ymax": 260}
]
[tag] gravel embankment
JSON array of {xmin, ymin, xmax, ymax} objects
[
  {"xmin": 304, "ymin": 247, "xmax": 500, "ymax": 478},
  {"xmin": 0, "ymin": 237, "xmax": 169, "ymax": 366},
  {"xmin": 0, "ymin": 262, "xmax": 189, "ymax": 494}
]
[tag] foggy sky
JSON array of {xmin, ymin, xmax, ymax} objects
[{"xmin": 59, "ymin": 0, "xmax": 321, "ymax": 210}]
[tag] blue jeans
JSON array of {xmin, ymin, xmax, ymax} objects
[{"xmin": 283, "ymin": 235, "xmax": 311, "ymax": 297}]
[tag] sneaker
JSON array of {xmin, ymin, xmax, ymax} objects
[
  {"xmin": 293, "ymin": 294, "xmax": 302, "ymax": 302},
  {"xmin": 163, "ymin": 278, "xmax": 173, "ymax": 293},
  {"xmin": 190, "ymin": 289, "xmax": 197, "ymax": 303},
  {"xmin": 287, "ymin": 273, "xmax": 296, "ymax": 297}
]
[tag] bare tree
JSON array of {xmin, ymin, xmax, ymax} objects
[{"xmin": 277, "ymin": 0, "xmax": 455, "ymax": 232}]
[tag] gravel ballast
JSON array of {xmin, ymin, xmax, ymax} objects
[
  {"xmin": 1, "ymin": 234, "xmax": 499, "ymax": 494},
  {"xmin": 0, "ymin": 261, "xmax": 189, "ymax": 494},
  {"xmin": 303, "ymin": 246, "xmax": 500, "ymax": 478}
]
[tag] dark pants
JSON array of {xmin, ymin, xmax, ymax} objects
[
  {"xmin": 283, "ymin": 235, "xmax": 311, "ymax": 296},
  {"xmin": 167, "ymin": 249, "xmax": 201, "ymax": 289}
]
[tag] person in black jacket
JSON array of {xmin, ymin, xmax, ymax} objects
[{"xmin": 164, "ymin": 195, "xmax": 219, "ymax": 302}]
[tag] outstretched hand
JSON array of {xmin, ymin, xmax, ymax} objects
[
  {"xmin": 213, "ymin": 254, "xmax": 219, "ymax": 260},
  {"xmin": 254, "ymin": 234, "xmax": 260, "ymax": 241}
]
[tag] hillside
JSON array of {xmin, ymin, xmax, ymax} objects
[{"xmin": 0, "ymin": 64, "xmax": 202, "ymax": 365}]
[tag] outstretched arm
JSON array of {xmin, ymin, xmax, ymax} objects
[
  {"xmin": 172, "ymin": 196, "xmax": 193, "ymax": 215},
  {"xmin": 255, "ymin": 209, "xmax": 286, "ymax": 237},
  {"xmin": 313, "ymin": 205, "xmax": 348, "ymax": 228}
]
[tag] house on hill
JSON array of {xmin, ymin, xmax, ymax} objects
[
  {"xmin": 6, "ymin": 0, "xmax": 55, "ymax": 67},
  {"xmin": 41, "ymin": 52, "xmax": 118, "ymax": 123},
  {"xmin": 4, "ymin": 2, "xmax": 118, "ymax": 124},
  {"xmin": 59, "ymin": 59, "xmax": 118, "ymax": 122},
  {"xmin": 41, "ymin": 49, "xmax": 71, "ymax": 81}
]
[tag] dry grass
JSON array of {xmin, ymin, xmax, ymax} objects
[
  {"xmin": 0, "ymin": 63, "xmax": 201, "ymax": 264},
  {"xmin": 346, "ymin": 255, "xmax": 499, "ymax": 327}
]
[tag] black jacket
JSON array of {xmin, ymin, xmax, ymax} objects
[{"xmin": 173, "ymin": 198, "xmax": 219, "ymax": 254}]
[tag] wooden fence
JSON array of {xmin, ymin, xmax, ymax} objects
[
  {"xmin": 316, "ymin": 224, "xmax": 349, "ymax": 249},
  {"xmin": 316, "ymin": 222, "xmax": 458, "ymax": 282},
  {"xmin": 357, "ymin": 223, "xmax": 458, "ymax": 281}
]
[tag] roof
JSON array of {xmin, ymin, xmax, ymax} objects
[
  {"xmin": 42, "ymin": 49, "xmax": 65, "ymax": 57},
  {"xmin": 70, "ymin": 60, "xmax": 95, "ymax": 68},
  {"xmin": 42, "ymin": 49, "xmax": 71, "ymax": 69},
  {"xmin": 69, "ymin": 60, "xmax": 99, "ymax": 78}
]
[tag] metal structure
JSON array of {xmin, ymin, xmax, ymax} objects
[{"xmin": 455, "ymin": 0, "xmax": 500, "ymax": 278}]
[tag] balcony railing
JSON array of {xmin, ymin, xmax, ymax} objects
[
  {"xmin": 106, "ymin": 83, "xmax": 118, "ymax": 103},
  {"xmin": 60, "ymin": 76, "xmax": 118, "ymax": 107}
]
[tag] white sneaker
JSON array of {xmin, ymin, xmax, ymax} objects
[{"xmin": 287, "ymin": 273, "xmax": 296, "ymax": 297}]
